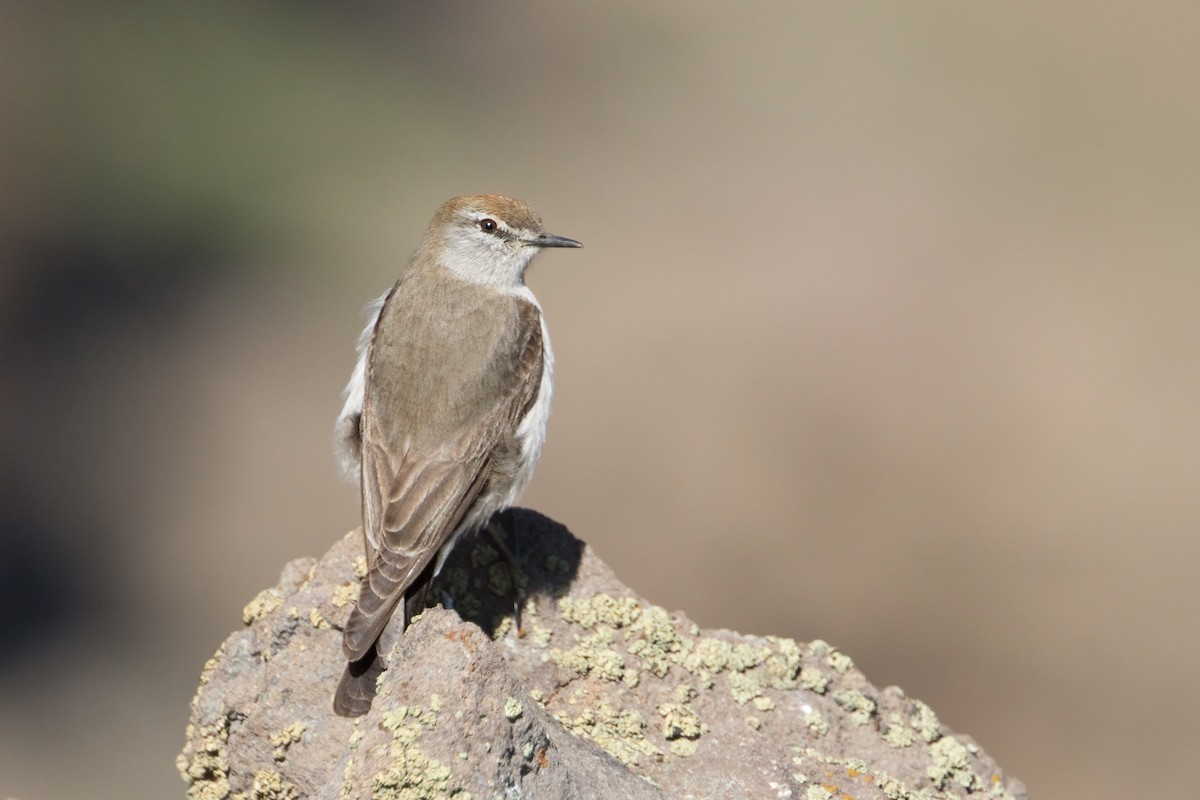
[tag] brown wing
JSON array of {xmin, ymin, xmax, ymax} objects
[{"xmin": 341, "ymin": 300, "xmax": 544, "ymax": 661}]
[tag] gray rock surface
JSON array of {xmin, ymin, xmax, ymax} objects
[{"xmin": 178, "ymin": 509, "xmax": 1028, "ymax": 799}]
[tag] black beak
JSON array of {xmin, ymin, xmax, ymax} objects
[{"xmin": 531, "ymin": 232, "xmax": 583, "ymax": 248}]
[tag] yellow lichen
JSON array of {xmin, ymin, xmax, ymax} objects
[
  {"xmin": 627, "ymin": 606, "xmax": 683, "ymax": 677},
  {"xmin": 242, "ymin": 589, "xmax": 282, "ymax": 625},
  {"xmin": 247, "ymin": 769, "xmax": 299, "ymax": 800},
  {"xmin": 668, "ymin": 739, "xmax": 699, "ymax": 757},
  {"xmin": 558, "ymin": 594, "xmax": 642, "ymax": 629},
  {"xmin": 727, "ymin": 671, "xmax": 762, "ymax": 704},
  {"xmin": 692, "ymin": 637, "xmax": 732, "ymax": 672},
  {"xmin": 196, "ymin": 644, "xmax": 226, "ymax": 688},
  {"xmin": 656, "ymin": 702, "xmax": 703, "ymax": 741},
  {"xmin": 331, "ymin": 582, "xmax": 359, "ymax": 609},
  {"xmin": 553, "ymin": 701, "xmax": 662, "ymax": 766},
  {"xmin": 763, "ymin": 645, "xmax": 801, "ymax": 690},
  {"xmin": 270, "ymin": 722, "xmax": 307, "ymax": 762},
  {"xmin": 799, "ymin": 667, "xmax": 829, "ymax": 694},
  {"xmin": 805, "ymin": 785, "xmax": 833, "ymax": 800},
  {"xmin": 180, "ymin": 715, "xmax": 234, "ymax": 800},
  {"xmin": 728, "ymin": 642, "xmax": 770, "ymax": 672}
]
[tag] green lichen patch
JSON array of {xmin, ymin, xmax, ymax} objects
[
  {"xmin": 881, "ymin": 713, "xmax": 916, "ymax": 749},
  {"xmin": 804, "ymin": 708, "xmax": 829, "ymax": 737},
  {"xmin": 912, "ymin": 699, "xmax": 942, "ymax": 743},
  {"xmin": 570, "ymin": 600, "xmax": 812, "ymax": 710},
  {"xmin": 762, "ymin": 636, "xmax": 803, "ymax": 690},
  {"xmin": 504, "ymin": 697, "xmax": 523, "ymax": 721},
  {"xmin": 548, "ymin": 626, "xmax": 627, "ymax": 682},
  {"xmin": 486, "ymin": 561, "xmax": 517, "ymax": 597},
  {"xmin": 553, "ymin": 701, "xmax": 662, "ymax": 767},
  {"xmin": 796, "ymin": 744, "xmax": 983, "ymax": 800},
  {"xmin": 689, "ymin": 637, "xmax": 733, "ymax": 674},
  {"xmin": 553, "ymin": 595, "xmax": 811, "ymax": 711},
  {"xmin": 362, "ymin": 703, "xmax": 470, "ymax": 800},
  {"xmin": 833, "ymin": 689, "xmax": 876, "ymax": 726},
  {"xmin": 807, "ymin": 639, "xmax": 853, "ymax": 675},
  {"xmin": 826, "ymin": 651, "xmax": 854, "ymax": 675},
  {"xmin": 626, "ymin": 605, "xmax": 685, "ymax": 678},
  {"xmin": 469, "ymin": 541, "xmax": 499, "ymax": 568},
  {"xmin": 927, "ymin": 735, "xmax": 982, "ymax": 792},
  {"xmin": 558, "ymin": 594, "xmax": 642, "ymax": 629},
  {"xmin": 544, "ymin": 553, "xmax": 572, "ymax": 576}
]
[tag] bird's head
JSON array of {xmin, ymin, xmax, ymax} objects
[{"xmin": 424, "ymin": 194, "xmax": 582, "ymax": 288}]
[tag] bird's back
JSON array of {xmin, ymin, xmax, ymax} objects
[{"xmin": 367, "ymin": 266, "xmax": 532, "ymax": 451}]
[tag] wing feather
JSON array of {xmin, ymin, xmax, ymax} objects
[{"xmin": 342, "ymin": 298, "xmax": 544, "ymax": 662}]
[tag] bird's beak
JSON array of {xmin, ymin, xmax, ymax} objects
[{"xmin": 530, "ymin": 232, "xmax": 583, "ymax": 249}]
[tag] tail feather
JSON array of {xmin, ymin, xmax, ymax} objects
[
  {"xmin": 332, "ymin": 645, "xmax": 383, "ymax": 717},
  {"xmin": 333, "ymin": 559, "xmax": 438, "ymax": 717}
]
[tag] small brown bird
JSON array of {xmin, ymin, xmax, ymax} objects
[{"xmin": 332, "ymin": 195, "xmax": 581, "ymax": 716}]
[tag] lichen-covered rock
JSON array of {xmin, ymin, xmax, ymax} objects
[{"xmin": 178, "ymin": 509, "xmax": 1028, "ymax": 800}]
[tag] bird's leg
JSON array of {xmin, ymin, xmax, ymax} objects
[
  {"xmin": 484, "ymin": 514, "xmax": 527, "ymax": 636},
  {"xmin": 483, "ymin": 515, "xmax": 517, "ymax": 564}
]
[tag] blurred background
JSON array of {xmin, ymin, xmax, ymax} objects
[{"xmin": 1, "ymin": 2, "xmax": 1197, "ymax": 798}]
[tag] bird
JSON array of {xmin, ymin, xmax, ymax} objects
[{"xmin": 331, "ymin": 194, "xmax": 581, "ymax": 717}]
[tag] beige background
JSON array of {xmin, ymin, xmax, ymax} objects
[{"xmin": 1, "ymin": 3, "xmax": 1197, "ymax": 798}]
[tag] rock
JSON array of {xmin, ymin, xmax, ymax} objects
[{"xmin": 178, "ymin": 509, "xmax": 1028, "ymax": 800}]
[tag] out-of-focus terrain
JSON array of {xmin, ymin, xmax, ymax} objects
[{"xmin": 1, "ymin": 4, "xmax": 1196, "ymax": 799}]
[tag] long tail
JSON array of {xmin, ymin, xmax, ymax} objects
[
  {"xmin": 331, "ymin": 566, "xmax": 435, "ymax": 718},
  {"xmin": 332, "ymin": 645, "xmax": 384, "ymax": 717}
]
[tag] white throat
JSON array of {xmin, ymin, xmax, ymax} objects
[{"xmin": 437, "ymin": 234, "xmax": 537, "ymax": 291}]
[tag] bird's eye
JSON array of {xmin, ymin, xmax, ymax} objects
[{"xmin": 479, "ymin": 218, "xmax": 498, "ymax": 233}]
